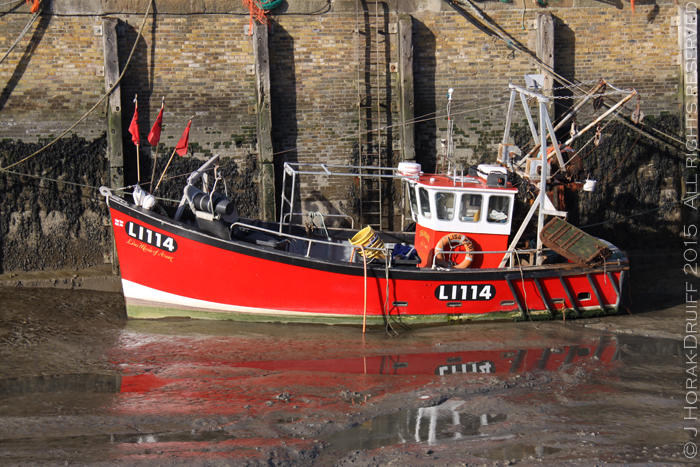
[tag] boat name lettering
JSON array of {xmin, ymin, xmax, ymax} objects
[
  {"xmin": 435, "ymin": 284, "xmax": 494, "ymax": 301},
  {"xmin": 125, "ymin": 221, "xmax": 178, "ymax": 253},
  {"xmin": 436, "ymin": 361, "xmax": 494, "ymax": 375}
]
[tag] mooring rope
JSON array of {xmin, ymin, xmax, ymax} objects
[
  {"xmin": 0, "ymin": 0, "xmax": 154, "ymax": 172},
  {"xmin": 0, "ymin": 0, "xmax": 23, "ymax": 6}
]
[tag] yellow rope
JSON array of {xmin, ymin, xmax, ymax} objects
[{"xmin": 360, "ymin": 245, "xmax": 367, "ymax": 333}]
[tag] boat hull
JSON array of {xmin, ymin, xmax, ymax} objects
[{"xmin": 107, "ymin": 196, "xmax": 628, "ymax": 326}]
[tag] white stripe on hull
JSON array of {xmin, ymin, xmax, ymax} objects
[{"xmin": 121, "ymin": 279, "xmax": 349, "ymax": 318}]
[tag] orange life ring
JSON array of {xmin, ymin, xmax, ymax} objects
[{"xmin": 435, "ymin": 233, "xmax": 475, "ymax": 269}]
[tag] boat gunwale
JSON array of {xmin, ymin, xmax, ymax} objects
[{"xmin": 106, "ymin": 194, "xmax": 628, "ymax": 282}]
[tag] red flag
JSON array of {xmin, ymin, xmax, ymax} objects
[
  {"xmin": 175, "ymin": 120, "xmax": 191, "ymax": 156},
  {"xmin": 128, "ymin": 105, "xmax": 140, "ymax": 146},
  {"xmin": 147, "ymin": 106, "xmax": 163, "ymax": 146}
]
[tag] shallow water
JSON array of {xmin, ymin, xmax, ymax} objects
[{"xmin": 0, "ymin": 282, "xmax": 694, "ymax": 465}]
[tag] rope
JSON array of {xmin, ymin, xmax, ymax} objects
[
  {"xmin": 241, "ymin": 0, "xmax": 268, "ymax": 35},
  {"xmin": 0, "ymin": 168, "xmax": 101, "ymax": 191},
  {"xmin": 0, "ymin": 6, "xmax": 41, "ymax": 66},
  {"xmin": 0, "ymin": 0, "xmax": 154, "ymax": 173},
  {"xmin": 599, "ymin": 129, "xmax": 642, "ymax": 183},
  {"xmin": 383, "ymin": 253, "xmax": 397, "ymax": 337},
  {"xmin": 360, "ymin": 245, "xmax": 368, "ymax": 333},
  {"xmin": 257, "ymin": 0, "xmax": 282, "ymax": 10}
]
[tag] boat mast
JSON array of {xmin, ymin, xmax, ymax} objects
[
  {"xmin": 441, "ymin": 88, "xmax": 455, "ymax": 174},
  {"xmin": 536, "ymin": 97, "xmax": 548, "ymax": 265},
  {"xmin": 498, "ymin": 84, "xmax": 560, "ymax": 267}
]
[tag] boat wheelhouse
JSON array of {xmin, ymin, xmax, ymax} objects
[{"xmin": 404, "ymin": 164, "xmax": 516, "ymax": 269}]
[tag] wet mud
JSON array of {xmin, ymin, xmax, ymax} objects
[{"xmin": 0, "ymin": 256, "xmax": 696, "ymax": 466}]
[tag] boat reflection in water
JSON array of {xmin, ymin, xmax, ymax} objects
[
  {"xmin": 221, "ymin": 335, "xmax": 620, "ymax": 376},
  {"xmin": 107, "ymin": 329, "xmax": 628, "ymax": 461},
  {"xmin": 117, "ymin": 333, "xmax": 620, "ymax": 399}
]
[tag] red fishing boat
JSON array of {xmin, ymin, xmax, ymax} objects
[{"xmin": 101, "ymin": 81, "xmax": 631, "ymax": 327}]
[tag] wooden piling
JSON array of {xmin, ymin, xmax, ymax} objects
[
  {"xmin": 536, "ymin": 12, "xmax": 555, "ymax": 115},
  {"xmin": 102, "ymin": 17, "xmax": 123, "ymax": 274},
  {"xmin": 253, "ymin": 23, "xmax": 276, "ymax": 221},
  {"xmin": 398, "ymin": 14, "xmax": 415, "ymax": 163},
  {"xmin": 103, "ymin": 18, "xmax": 124, "ymax": 191}
]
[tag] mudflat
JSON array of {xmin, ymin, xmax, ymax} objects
[{"xmin": 0, "ymin": 252, "xmax": 695, "ymax": 466}]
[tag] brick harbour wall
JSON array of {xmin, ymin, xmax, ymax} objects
[
  {"xmin": 0, "ymin": 14, "xmax": 106, "ymax": 140},
  {"xmin": 0, "ymin": 0, "xmax": 693, "ymax": 273}
]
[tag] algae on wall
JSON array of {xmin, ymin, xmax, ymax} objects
[
  {"xmin": 0, "ymin": 135, "xmax": 110, "ymax": 274},
  {"xmin": 511, "ymin": 114, "xmax": 684, "ymax": 251},
  {"xmin": 147, "ymin": 150, "xmax": 261, "ymax": 220}
]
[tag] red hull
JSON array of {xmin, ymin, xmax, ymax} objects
[{"xmin": 107, "ymin": 196, "xmax": 628, "ymax": 325}]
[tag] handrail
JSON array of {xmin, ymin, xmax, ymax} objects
[
  {"xmin": 430, "ymin": 247, "xmax": 545, "ymax": 269},
  {"xmin": 231, "ymin": 220, "xmax": 554, "ymax": 269},
  {"xmin": 282, "ymin": 162, "xmax": 419, "ymax": 180},
  {"xmin": 279, "ymin": 161, "xmax": 419, "ymax": 234}
]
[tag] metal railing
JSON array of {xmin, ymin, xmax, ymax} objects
[
  {"xmin": 281, "ymin": 212, "xmax": 355, "ymax": 241},
  {"xmin": 430, "ymin": 247, "xmax": 548, "ymax": 270},
  {"xmin": 232, "ymin": 220, "xmax": 552, "ymax": 270},
  {"xmin": 231, "ymin": 221, "xmax": 387, "ymax": 260},
  {"xmin": 279, "ymin": 162, "xmax": 419, "ymax": 234}
]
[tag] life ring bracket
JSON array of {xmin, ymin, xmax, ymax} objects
[{"xmin": 434, "ymin": 233, "xmax": 475, "ymax": 269}]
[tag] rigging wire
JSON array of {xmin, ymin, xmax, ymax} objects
[
  {"xmin": 0, "ymin": 4, "xmax": 41, "ymax": 66},
  {"xmin": 580, "ymin": 194, "xmax": 699, "ymax": 229},
  {"xmin": 443, "ymin": 0, "xmax": 686, "ymax": 153}
]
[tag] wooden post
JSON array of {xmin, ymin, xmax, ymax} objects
[
  {"xmin": 253, "ymin": 23, "xmax": 276, "ymax": 221},
  {"xmin": 536, "ymin": 12, "xmax": 555, "ymax": 116},
  {"xmin": 103, "ymin": 18, "xmax": 123, "ymax": 275},
  {"xmin": 398, "ymin": 14, "xmax": 415, "ymax": 163},
  {"xmin": 103, "ymin": 18, "xmax": 124, "ymax": 191}
]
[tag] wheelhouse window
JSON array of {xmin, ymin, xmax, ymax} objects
[
  {"xmin": 435, "ymin": 192, "xmax": 455, "ymax": 221},
  {"xmin": 487, "ymin": 195, "xmax": 510, "ymax": 223},
  {"xmin": 418, "ymin": 187, "xmax": 431, "ymax": 219},
  {"xmin": 408, "ymin": 184, "xmax": 418, "ymax": 218},
  {"xmin": 459, "ymin": 194, "xmax": 482, "ymax": 222}
]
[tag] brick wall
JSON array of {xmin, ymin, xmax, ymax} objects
[
  {"xmin": 0, "ymin": 4, "xmax": 684, "ymax": 164},
  {"xmin": 117, "ymin": 14, "xmax": 259, "ymax": 161},
  {"xmin": 0, "ymin": 1, "xmax": 690, "ymax": 272},
  {"xmin": 0, "ymin": 15, "xmax": 106, "ymax": 139}
]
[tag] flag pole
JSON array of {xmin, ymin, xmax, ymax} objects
[
  {"xmin": 154, "ymin": 147, "xmax": 178, "ymax": 194},
  {"xmin": 154, "ymin": 118, "xmax": 192, "ymax": 195},
  {"xmin": 149, "ymin": 97, "xmax": 165, "ymax": 192}
]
